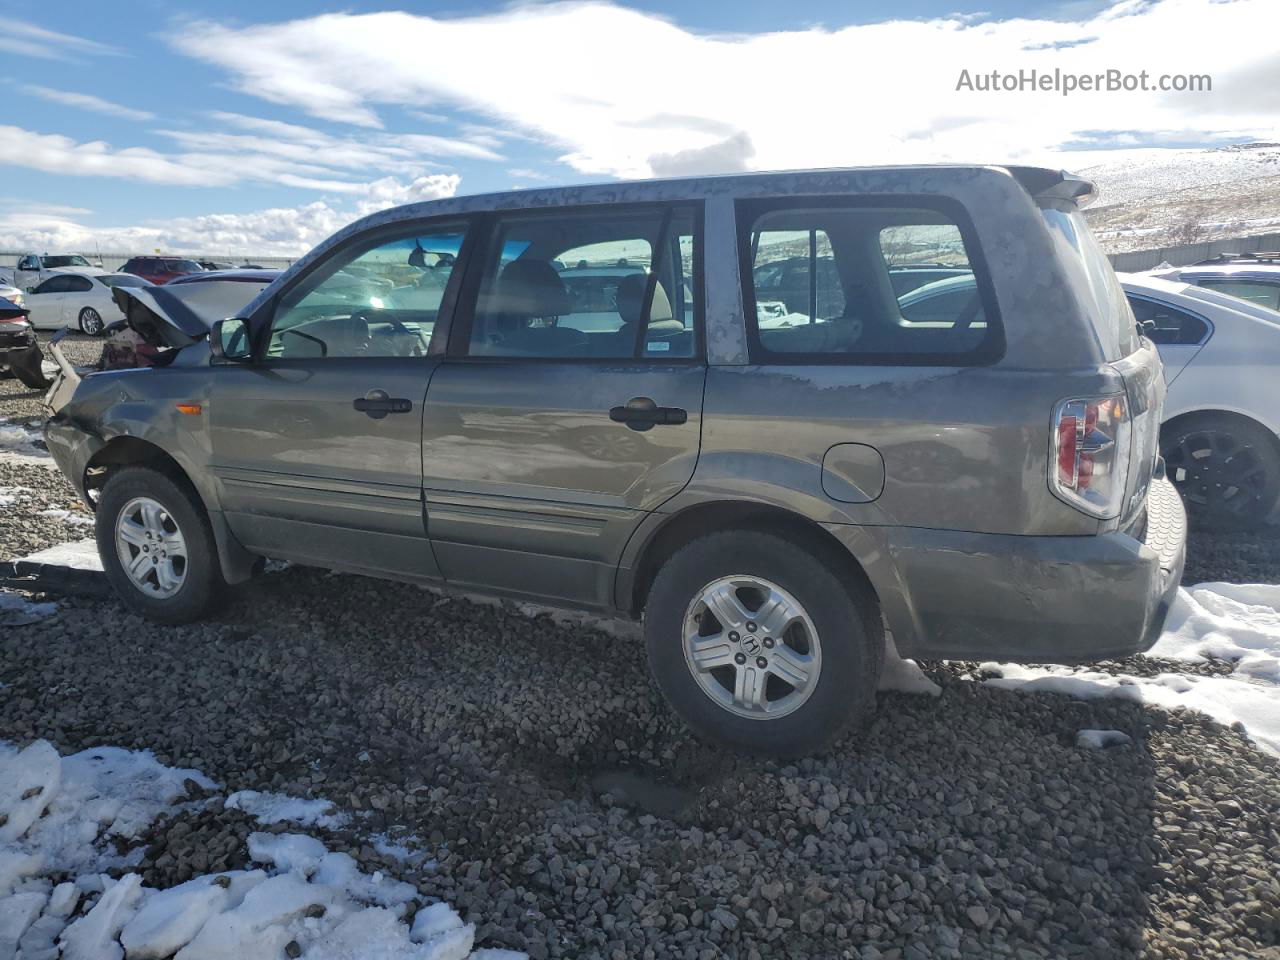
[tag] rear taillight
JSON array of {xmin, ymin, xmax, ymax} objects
[{"xmin": 1050, "ymin": 395, "xmax": 1131, "ymax": 518}]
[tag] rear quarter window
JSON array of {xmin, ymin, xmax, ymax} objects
[{"xmin": 740, "ymin": 198, "xmax": 1001, "ymax": 365}]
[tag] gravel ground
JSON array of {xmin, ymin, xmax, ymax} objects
[{"xmin": 3, "ymin": 332, "xmax": 1279, "ymax": 959}]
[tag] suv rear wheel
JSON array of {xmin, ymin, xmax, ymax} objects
[
  {"xmin": 644, "ymin": 530, "xmax": 882, "ymax": 756},
  {"xmin": 96, "ymin": 467, "xmax": 223, "ymax": 624}
]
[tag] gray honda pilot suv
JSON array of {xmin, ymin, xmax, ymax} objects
[{"xmin": 43, "ymin": 166, "xmax": 1186, "ymax": 756}]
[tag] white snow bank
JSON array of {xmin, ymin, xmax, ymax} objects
[
  {"xmin": 1154, "ymin": 583, "xmax": 1280, "ymax": 682},
  {"xmin": 226, "ymin": 790, "xmax": 349, "ymax": 830},
  {"xmin": 37, "ymin": 507, "xmax": 94, "ymax": 526},
  {"xmin": 0, "ymin": 740, "xmax": 526, "ymax": 960},
  {"xmin": 0, "ymin": 590, "xmax": 58, "ymax": 626},
  {"xmin": 17, "ymin": 538, "xmax": 103, "ymax": 571},
  {"xmin": 982, "ymin": 583, "xmax": 1280, "ymax": 756}
]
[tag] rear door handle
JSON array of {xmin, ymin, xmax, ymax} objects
[
  {"xmin": 609, "ymin": 396, "xmax": 688, "ymax": 432},
  {"xmin": 353, "ymin": 389, "xmax": 412, "ymax": 419}
]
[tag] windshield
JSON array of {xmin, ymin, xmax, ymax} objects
[
  {"xmin": 1039, "ymin": 206, "xmax": 1137, "ymax": 359},
  {"xmin": 41, "ymin": 255, "xmax": 90, "ymax": 268}
]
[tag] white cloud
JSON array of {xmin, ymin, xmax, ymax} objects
[
  {"xmin": 170, "ymin": 0, "xmax": 1280, "ymax": 178},
  {"xmin": 0, "ymin": 112, "xmax": 492, "ymax": 193},
  {"xmin": 21, "ymin": 85, "xmax": 154, "ymax": 121},
  {"xmin": 0, "ymin": 174, "xmax": 460, "ymax": 257},
  {"xmin": 0, "ymin": 18, "xmax": 119, "ymax": 60}
]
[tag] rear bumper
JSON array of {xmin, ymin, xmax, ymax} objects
[{"xmin": 827, "ymin": 476, "xmax": 1187, "ymax": 663}]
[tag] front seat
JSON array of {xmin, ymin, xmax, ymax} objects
[{"xmin": 482, "ymin": 259, "xmax": 585, "ymax": 356}]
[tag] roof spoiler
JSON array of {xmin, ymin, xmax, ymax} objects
[{"xmin": 1005, "ymin": 166, "xmax": 1097, "ymax": 208}]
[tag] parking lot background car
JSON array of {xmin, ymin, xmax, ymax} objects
[
  {"xmin": 13, "ymin": 252, "xmax": 101, "ymax": 292},
  {"xmin": 1120, "ymin": 271, "xmax": 1280, "ymax": 525},
  {"xmin": 119, "ymin": 256, "xmax": 205, "ymax": 285},
  {"xmin": 25, "ymin": 272, "xmax": 149, "ymax": 334},
  {"xmin": 44, "ymin": 166, "xmax": 1183, "ymax": 755},
  {"xmin": 0, "ymin": 298, "xmax": 47, "ymax": 388},
  {"xmin": 1151, "ymin": 255, "xmax": 1280, "ymax": 310}
]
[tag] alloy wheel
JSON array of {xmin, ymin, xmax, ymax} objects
[
  {"xmin": 682, "ymin": 575, "xmax": 822, "ymax": 720},
  {"xmin": 114, "ymin": 497, "xmax": 188, "ymax": 598}
]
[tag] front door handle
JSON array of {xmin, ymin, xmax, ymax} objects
[
  {"xmin": 353, "ymin": 389, "xmax": 412, "ymax": 420},
  {"xmin": 609, "ymin": 396, "xmax": 688, "ymax": 432}
]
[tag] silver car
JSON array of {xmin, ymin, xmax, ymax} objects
[{"xmin": 43, "ymin": 166, "xmax": 1185, "ymax": 755}]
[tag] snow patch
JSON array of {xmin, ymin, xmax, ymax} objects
[
  {"xmin": 226, "ymin": 790, "xmax": 349, "ymax": 830},
  {"xmin": 0, "ymin": 420, "xmax": 50, "ymax": 464},
  {"xmin": 879, "ymin": 634, "xmax": 941, "ymax": 697},
  {"xmin": 981, "ymin": 583, "xmax": 1280, "ymax": 756},
  {"xmin": 18, "ymin": 538, "xmax": 103, "ymax": 572},
  {"xmin": 0, "ymin": 590, "xmax": 58, "ymax": 626},
  {"xmin": 1076, "ymin": 729, "xmax": 1132, "ymax": 750},
  {"xmin": 0, "ymin": 740, "xmax": 523, "ymax": 960}
]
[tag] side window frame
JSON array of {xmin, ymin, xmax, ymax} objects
[
  {"xmin": 446, "ymin": 201, "xmax": 706, "ymax": 364},
  {"xmin": 246, "ymin": 215, "xmax": 478, "ymax": 363},
  {"xmin": 736, "ymin": 195, "xmax": 1005, "ymax": 366},
  {"xmin": 1127, "ymin": 293, "xmax": 1213, "ymax": 346}
]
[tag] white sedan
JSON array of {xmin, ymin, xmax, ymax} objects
[
  {"xmin": 1120, "ymin": 272, "xmax": 1280, "ymax": 526},
  {"xmin": 24, "ymin": 272, "xmax": 150, "ymax": 335}
]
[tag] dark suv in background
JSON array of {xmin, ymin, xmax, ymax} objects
[
  {"xmin": 120, "ymin": 257, "xmax": 205, "ymax": 285},
  {"xmin": 45, "ymin": 166, "xmax": 1185, "ymax": 756}
]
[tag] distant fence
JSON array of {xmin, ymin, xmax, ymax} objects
[
  {"xmin": 0, "ymin": 251, "xmax": 297, "ymax": 273},
  {"xmin": 1108, "ymin": 233, "xmax": 1280, "ymax": 272}
]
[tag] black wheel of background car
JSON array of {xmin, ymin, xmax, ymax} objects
[
  {"xmin": 1162, "ymin": 414, "xmax": 1280, "ymax": 529},
  {"xmin": 95, "ymin": 467, "xmax": 224, "ymax": 624},
  {"xmin": 644, "ymin": 529, "xmax": 883, "ymax": 757},
  {"xmin": 78, "ymin": 307, "xmax": 105, "ymax": 336}
]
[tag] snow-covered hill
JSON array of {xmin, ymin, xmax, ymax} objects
[{"xmin": 1069, "ymin": 142, "xmax": 1280, "ymax": 253}]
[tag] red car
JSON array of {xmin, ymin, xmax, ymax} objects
[{"xmin": 118, "ymin": 256, "xmax": 204, "ymax": 285}]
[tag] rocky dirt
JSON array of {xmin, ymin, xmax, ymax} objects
[{"xmin": 2, "ymin": 331, "xmax": 1279, "ymax": 960}]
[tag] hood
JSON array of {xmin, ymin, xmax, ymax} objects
[
  {"xmin": 110, "ymin": 285, "xmax": 209, "ymax": 349},
  {"xmin": 109, "ymin": 273, "xmax": 274, "ymax": 349}
]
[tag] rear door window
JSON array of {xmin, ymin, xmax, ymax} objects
[
  {"xmin": 465, "ymin": 205, "xmax": 700, "ymax": 360},
  {"xmin": 741, "ymin": 200, "xmax": 999, "ymax": 363},
  {"xmin": 1195, "ymin": 278, "xmax": 1280, "ymax": 311}
]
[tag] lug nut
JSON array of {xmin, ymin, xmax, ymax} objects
[
  {"xmin": 746, "ymin": 621, "xmax": 757, "ymax": 632},
  {"xmin": 728, "ymin": 631, "xmax": 740, "ymax": 642},
  {"xmin": 734, "ymin": 652, "xmax": 746, "ymax": 665},
  {"xmin": 763, "ymin": 637, "xmax": 775, "ymax": 648},
  {"xmin": 756, "ymin": 657, "xmax": 768, "ymax": 668}
]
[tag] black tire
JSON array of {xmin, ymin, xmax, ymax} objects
[
  {"xmin": 644, "ymin": 530, "xmax": 883, "ymax": 757},
  {"xmin": 1162, "ymin": 414, "xmax": 1280, "ymax": 529},
  {"xmin": 79, "ymin": 307, "xmax": 105, "ymax": 336},
  {"xmin": 95, "ymin": 467, "xmax": 224, "ymax": 624}
]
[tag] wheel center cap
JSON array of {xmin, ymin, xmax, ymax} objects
[{"xmin": 741, "ymin": 635, "xmax": 761, "ymax": 655}]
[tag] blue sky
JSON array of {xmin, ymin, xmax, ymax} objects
[{"xmin": 0, "ymin": 0, "xmax": 1274, "ymax": 256}]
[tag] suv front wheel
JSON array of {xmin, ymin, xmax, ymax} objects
[
  {"xmin": 644, "ymin": 530, "xmax": 882, "ymax": 756},
  {"xmin": 96, "ymin": 467, "xmax": 223, "ymax": 624}
]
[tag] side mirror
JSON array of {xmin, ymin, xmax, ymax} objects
[{"xmin": 210, "ymin": 317, "xmax": 252, "ymax": 363}]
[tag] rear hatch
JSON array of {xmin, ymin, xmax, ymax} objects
[{"xmin": 1016, "ymin": 169, "xmax": 1164, "ymax": 527}]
